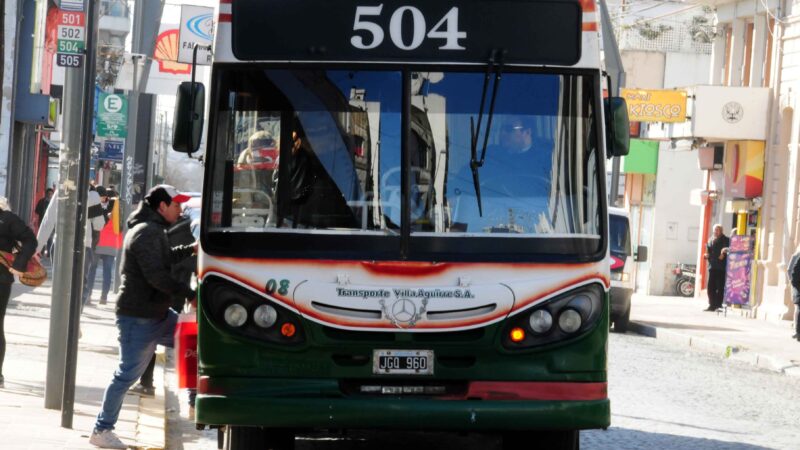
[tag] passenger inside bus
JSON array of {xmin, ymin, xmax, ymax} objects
[{"xmin": 283, "ymin": 120, "xmax": 357, "ymax": 229}]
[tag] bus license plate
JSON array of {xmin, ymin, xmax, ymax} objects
[{"xmin": 373, "ymin": 350, "xmax": 434, "ymax": 375}]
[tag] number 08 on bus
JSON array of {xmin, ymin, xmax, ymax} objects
[{"xmin": 172, "ymin": 0, "xmax": 630, "ymax": 448}]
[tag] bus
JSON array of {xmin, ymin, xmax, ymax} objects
[{"xmin": 172, "ymin": 0, "xmax": 630, "ymax": 448}]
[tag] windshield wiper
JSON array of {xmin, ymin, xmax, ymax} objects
[{"xmin": 470, "ymin": 49, "xmax": 505, "ymax": 217}]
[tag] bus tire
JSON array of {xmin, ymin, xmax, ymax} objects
[
  {"xmin": 503, "ymin": 430, "xmax": 579, "ymax": 450},
  {"xmin": 224, "ymin": 426, "xmax": 294, "ymax": 450}
]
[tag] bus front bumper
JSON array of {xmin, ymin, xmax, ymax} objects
[{"xmin": 195, "ymin": 377, "xmax": 610, "ymax": 431}]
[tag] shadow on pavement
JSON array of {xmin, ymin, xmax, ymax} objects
[
  {"xmin": 585, "ymin": 427, "xmax": 777, "ymax": 450},
  {"xmin": 638, "ymin": 321, "xmax": 740, "ymax": 332}
]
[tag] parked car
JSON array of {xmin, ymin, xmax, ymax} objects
[{"xmin": 609, "ymin": 207, "xmax": 647, "ymax": 332}]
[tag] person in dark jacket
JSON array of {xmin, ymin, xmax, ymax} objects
[
  {"xmin": 787, "ymin": 246, "xmax": 800, "ymax": 342},
  {"xmin": 130, "ymin": 212, "xmax": 197, "ymax": 397},
  {"xmin": 0, "ymin": 197, "xmax": 37, "ymax": 388},
  {"xmin": 704, "ymin": 224, "xmax": 730, "ymax": 312},
  {"xmin": 34, "ymin": 188, "xmax": 53, "ymax": 228},
  {"xmin": 90, "ymin": 185, "xmax": 195, "ymax": 449}
]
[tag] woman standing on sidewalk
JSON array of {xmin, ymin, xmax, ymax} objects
[{"xmin": 0, "ymin": 196, "xmax": 37, "ymax": 388}]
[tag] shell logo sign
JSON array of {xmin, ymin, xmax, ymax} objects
[{"xmin": 154, "ymin": 29, "xmax": 191, "ymax": 75}]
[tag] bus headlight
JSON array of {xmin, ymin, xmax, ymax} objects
[
  {"xmin": 502, "ymin": 284, "xmax": 604, "ymax": 349},
  {"xmin": 202, "ymin": 277, "xmax": 306, "ymax": 345},
  {"xmin": 558, "ymin": 309, "xmax": 582, "ymax": 333},
  {"xmin": 224, "ymin": 304, "xmax": 248, "ymax": 327},
  {"xmin": 253, "ymin": 304, "xmax": 278, "ymax": 328},
  {"xmin": 528, "ymin": 309, "xmax": 553, "ymax": 334}
]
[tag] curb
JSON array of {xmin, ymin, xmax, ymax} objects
[{"xmin": 628, "ymin": 321, "xmax": 800, "ymax": 378}]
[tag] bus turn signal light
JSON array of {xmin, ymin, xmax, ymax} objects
[
  {"xmin": 280, "ymin": 323, "xmax": 296, "ymax": 338},
  {"xmin": 510, "ymin": 327, "xmax": 526, "ymax": 342}
]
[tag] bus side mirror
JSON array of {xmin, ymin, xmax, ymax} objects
[
  {"xmin": 172, "ymin": 81, "xmax": 205, "ymax": 154},
  {"xmin": 605, "ymin": 97, "xmax": 630, "ymax": 158},
  {"xmin": 635, "ymin": 245, "xmax": 648, "ymax": 262}
]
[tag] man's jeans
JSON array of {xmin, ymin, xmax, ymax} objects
[{"xmin": 94, "ymin": 311, "xmax": 177, "ymax": 432}]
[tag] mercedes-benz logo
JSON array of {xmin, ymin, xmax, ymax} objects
[{"xmin": 391, "ymin": 299, "xmax": 416, "ymax": 323}]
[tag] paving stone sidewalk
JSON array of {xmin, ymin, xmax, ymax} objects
[
  {"xmin": 629, "ymin": 292, "xmax": 800, "ymax": 377},
  {"xmin": 0, "ymin": 277, "xmax": 164, "ymax": 449}
]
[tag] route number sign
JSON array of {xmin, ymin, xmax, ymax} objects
[
  {"xmin": 57, "ymin": 53, "xmax": 84, "ymax": 67},
  {"xmin": 56, "ymin": 10, "xmax": 86, "ymax": 66}
]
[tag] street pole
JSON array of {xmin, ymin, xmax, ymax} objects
[
  {"xmin": 44, "ymin": 2, "xmax": 87, "ymax": 410},
  {"xmin": 61, "ymin": 0, "xmax": 99, "ymax": 428}
]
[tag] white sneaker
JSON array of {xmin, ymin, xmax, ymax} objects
[{"xmin": 89, "ymin": 429, "xmax": 127, "ymax": 449}]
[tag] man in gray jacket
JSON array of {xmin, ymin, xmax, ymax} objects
[{"xmin": 89, "ymin": 185, "xmax": 195, "ymax": 449}]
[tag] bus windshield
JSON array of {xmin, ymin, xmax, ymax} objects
[{"xmin": 206, "ymin": 68, "xmax": 602, "ymax": 250}]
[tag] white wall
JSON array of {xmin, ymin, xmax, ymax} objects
[
  {"xmin": 664, "ymin": 53, "xmax": 712, "ymax": 88},
  {"xmin": 621, "ymin": 50, "xmax": 666, "ymax": 89},
  {"xmin": 648, "ymin": 145, "xmax": 704, "ymax": 295}
]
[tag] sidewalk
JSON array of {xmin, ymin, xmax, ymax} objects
[
  {"xmin": 0, "ymin": 277, "xmax": 165, "ymax": 449},
  {"xmin": 629, "ymin": 293, "xmax": 800, "ymax": 377}
]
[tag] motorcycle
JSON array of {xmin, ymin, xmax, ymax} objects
[{"xmin": 672, "ymin": 263, "xmax": 696, "ymax": 297}]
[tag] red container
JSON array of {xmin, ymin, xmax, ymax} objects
[{"xmin": 174, "ymin": 313, "xmax": 198, "ymax": 389}]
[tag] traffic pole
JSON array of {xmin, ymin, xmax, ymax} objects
[
  {"xmin": 44, "ymin": 2, "xmax": 88, "ymax": 411},
  {"xmin": 61, "ymin": 0, "xmax": 99, "ymax": 428}
]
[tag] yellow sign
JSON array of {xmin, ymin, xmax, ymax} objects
[{"xmin": 621, "ymin": 88, "xmax": 687, "ymax": 123}]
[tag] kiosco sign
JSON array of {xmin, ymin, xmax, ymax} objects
[{"xmin": 621, "ymin": 88, "xmax": 687, "ymax": 123}]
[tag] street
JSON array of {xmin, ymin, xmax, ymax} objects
[{"xmin": 170, "ymin": 332, "xmax": 800, "ymax": 450}]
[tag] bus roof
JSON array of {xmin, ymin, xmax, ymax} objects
[{"xmin": 214, "ymin": 0, "xmax": 602, "ymax": 69}]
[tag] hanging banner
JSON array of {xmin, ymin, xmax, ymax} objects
[
  {"xmin": 621, "ymin": 88, "xmax": 687, "ymax": 123},
  {"xmin": 724, "ymin": 140, "xmax": 764, "ymax": 199},
  {"xmin": 723, "ymin": 235, "xmax": 754, "ymax": 306}
]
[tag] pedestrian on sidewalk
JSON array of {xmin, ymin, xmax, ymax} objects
[
  {"xmin": 89, "ymin": 185, "xmax": 196, "ymax": 449},
  {"xmin": 86, "ymin": 186, "xmax": 120, "ymax": 305},
  {"xmin": 704, "ymin": 224, "xmax": 730, "ymax": 312},
  {"xmin": 34, "ymin": 188, "xmax": 53, "ymax": 230},
  {"xmin": 0, "ymin": 196, "xmax": 37, "ymax": 388},
  {"xmin": 787, "ymin": 245, "xmax": 800, "ymax": 342},
  {"xmin": 36, "ymin": 186, "xmax": 106, "ymax": 311},
  {"xmin": 130, "ymin": 209, "xmax": 196, "ymax": 398}
]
